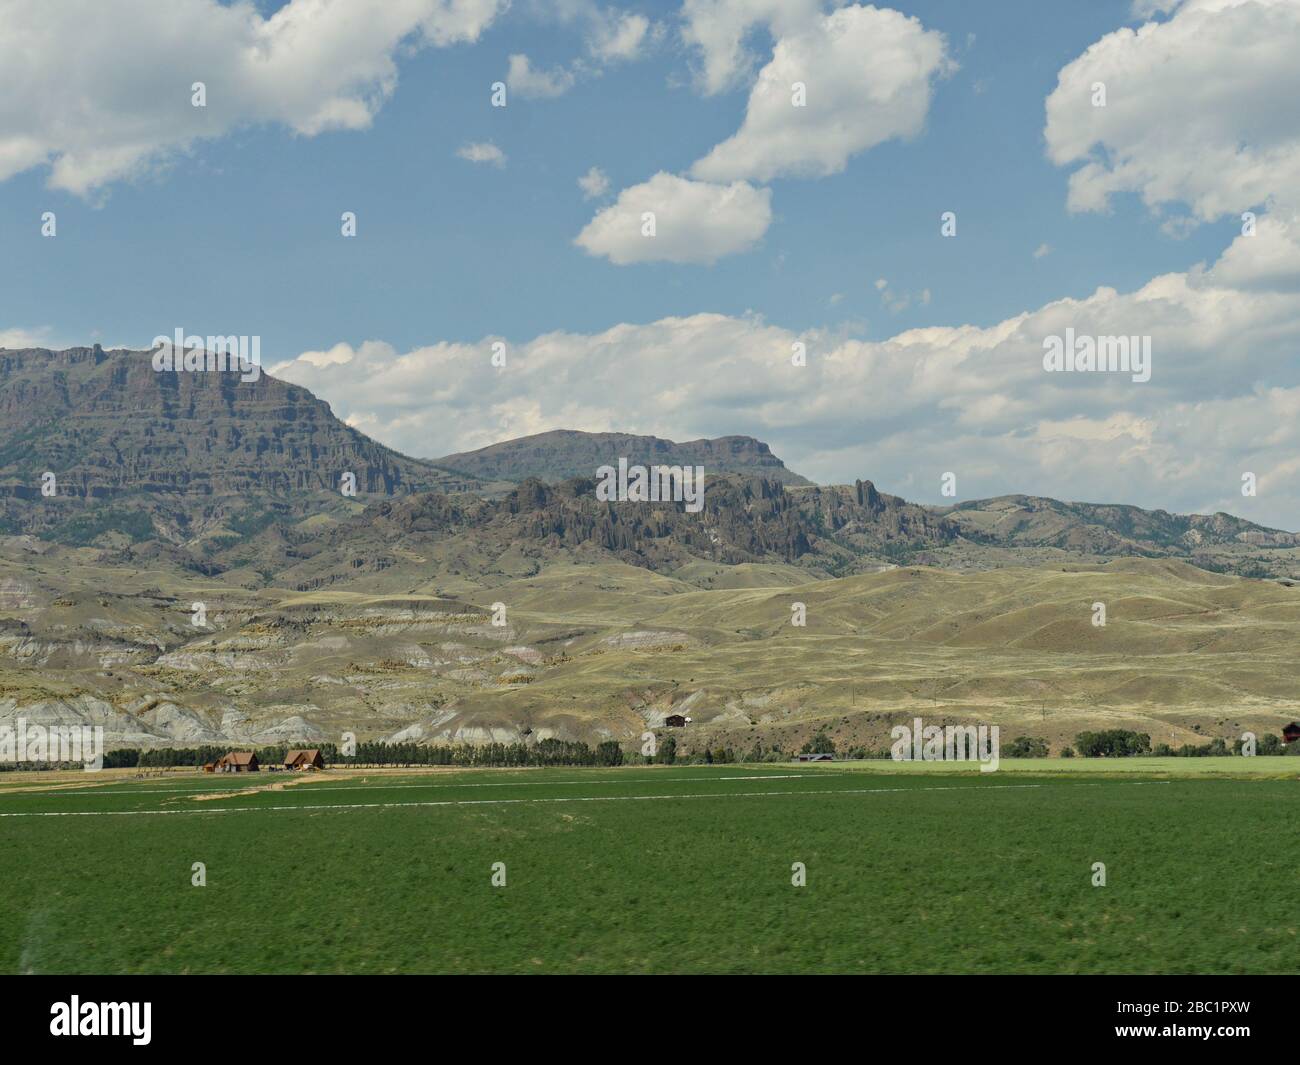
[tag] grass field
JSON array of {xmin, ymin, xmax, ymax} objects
[{"xmin": 1, "ymin": 763, "xmax": 1296, "ymax": 974}]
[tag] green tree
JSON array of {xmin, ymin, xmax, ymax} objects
[{"xmin": 802, "ymin": 729, "xmax": 836, "ymax": 755}]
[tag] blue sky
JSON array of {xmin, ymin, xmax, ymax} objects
[
  {"xmin": 1, "ymin": 0, "xmax": 1298, "ymax": 528},
  {"xmin": 1, "ymin": 0, "xmax": 1228, "ymax": 350}
]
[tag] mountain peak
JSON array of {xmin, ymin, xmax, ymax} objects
[
  {"xmin": 432, "ymin": 429, "xmax": 814, "ymax": 486},
  {"xmin": 0, "ymin": 346, "xmax": 478, "ymax": 539}
]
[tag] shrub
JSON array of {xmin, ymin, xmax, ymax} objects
[
  {"xmin": 1005, "ymin": 736, "xmax": 1049, "ymax": 758},
  {"xmin": 1074, "ymin": 729, "xmax": 1152, "ymax": 757}
]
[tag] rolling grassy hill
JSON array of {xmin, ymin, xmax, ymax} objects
[
  {"xmin": 2, "ymin": 537, "xmax": 1296, "ymax": 752},
  {"xmin": 1, "ymin": 347, "xmax": 1297, "ymax": 754}
]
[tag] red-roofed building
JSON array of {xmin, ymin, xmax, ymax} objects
[
  {"xmin": 284, "ymin": 749, "xmax": 324, "ymax": 770},
  {"xmin": 215, "ymin": 751, "xmax": 259, "ymax": 772}
]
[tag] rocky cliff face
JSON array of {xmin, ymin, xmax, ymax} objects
[
  {"xmin": 317, "ymin": 473, "xmax": 951, "ymax": 576},
  {"xmin": 937, "ymin": 494, "xmax": 1300, "ymax": 552},
  {"xmin": 1, "ymin": 346, "xmax": 1293, "ymax": 579},
  {"xmin": 347, "ymin": 476, "xmax": 817, "ymax": 568},
  {"xmin": 434, "ymin": 429, "xmax": 815, "ymax": 486},
  {"xmin": 0, "ymin": 346, "xmax": 478, "ymax": 538}
]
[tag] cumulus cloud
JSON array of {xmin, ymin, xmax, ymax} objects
[
  {"xmin": 1044, "ymin": 0, "xmax": 1300, "ymax": 222},
  {"xmin": 1201, "ymin": 210, "xmax": 1300, "ymax": 292},
  {"xmin": 0, "ymin": 0, "xmax": 505, "ymax": 197},
  {"xmin": 587, "ymin": 5, "xmax": 950, "ymax": 265},
  {"xmin": 573, "ymin": 172, "xmax": 772, "ymax": 264},
  {"xmin": 456, "ymin": 141, "xmax": 506, "ymax": 167},
  {"xmin": 691, "ymin": 4, "xmax": 953, "ymax": 182},
  {"xmin": 274, "ymin": 222, "xmax": 1300, "ymax": 529},
  {"xmin": 680, "ymin": 0, "xmax": 824, "ymax": 95}
]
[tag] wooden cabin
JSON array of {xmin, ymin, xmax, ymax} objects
[
  {"xmin": 284, "ymin": 748, "xmax": 325, "ymax": 771},
  {"xmin": 215, "ymin": 751, "xmax": 259, "ymax": 772}
]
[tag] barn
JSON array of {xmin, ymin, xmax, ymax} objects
[
  {"xmin": 215, "ymin": 751, "xmax": 259, "ymax": 772},
  {"xmin": 284, "ymin": 748, "xmax": 325, "ymax": 771},
  {"xmin": 664, "ymin": 714, "xmax": 687, "ymax": 728}
]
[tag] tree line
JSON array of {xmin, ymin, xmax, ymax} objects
[
  {"xmin": 80, "ymin": 727, "xmax": 1300, "ymax": 772},
  {"xmin": 102, "ymin": 738, "xmax": 642, "ymax": 769}
]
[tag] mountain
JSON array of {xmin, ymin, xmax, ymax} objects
[
  {"xmin": 937, "ymin": 494, "xmax": 1299, "ymax": 552},
  {"xmin": 0, "ymin": 346, "xmax": 1295, "ymax": 582},
  {"xmin": 1, "ymin": 346, "xmax": 1298, "ymax": 750},
  {"xmin": 236, "ymin": 472, "xmax": 1298, "ymax": 597},
  {"xmin": 429, "ymin": 430, "xmax": 1297, "ymax": 574},
  {"xmin": 433, "ymin": 429, "xmax": 815, "ymax": 486},
  {"xmin": 220, "ymin": 474, "xmax": 957, "ymax": 594},
  {"xmin": 0, "ymin": 345, "xmax": 480, "ymax": 540}
]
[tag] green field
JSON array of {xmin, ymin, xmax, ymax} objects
[{"xmin": 2, "ymin": 763, "xmax": 1297, "ymax": 974}]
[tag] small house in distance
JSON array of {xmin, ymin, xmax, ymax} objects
[
  {"xmin": 796, "ymin": 752, "xmax": 834, "ymax": 762},
  {"xmin": 664, "ymin": 714, "xmax": 688, "ymax": 728},
  {"xmin": 284, "ymin": 748, "xmax": 325, "ymax": 771},
  {"xmin": 1283, "ymin": 722, "xmax": 1300, "ymax": 745},
  {"xmin": 215, "ymin": 751, "xmax": 259, "ymax": 772}
]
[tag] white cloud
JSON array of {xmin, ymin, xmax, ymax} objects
[
  {"xmin": 1045, "ymin": 0, "xmax": 1300, "ymax": 222},
  {"xmin": 691, "ymin": 5, "xmax": 953, "ymax": 183},
  {"xmin": 588, "ymin": 12, "xmax": 652, "ymax": 62},
  {"xmin": 574, "ymin": 172, "xmax": 772, "ymax": 264},
  {"xmin": 505, "ymin": 6, "xmax": 659, "ymax": 100},
  {"xmin": 595, "ymin": 6, "xmax": 949, "ymax": 265},
  {"xmin": 680, "ymin": 0, "xmax": 824, "ymax": 95},
  {"xmin": 0, "ymin": 0, "xmax": 505, "ymax": 197},
  {"xmin": 274, "ymin": 221, "xmax": 1300, "ymax": 529},
  {"xmin": 1034, "ymin": 243, "xmax": 1052, "ymax": 259},
  {"xmin": 1131, "ymin": 0, "xmax": 1186, "ymax": 16},
  {"xmin": 501, "ymin": 54, "xmax": 574, "ymax": 98},
  {"xmin": 270, "ymin": 342, "xmax": 356, "ymax": 373},
  {"xmin": 578, "ymin": 166, "xmax": 611, "ymax": 199},
  {"xmin": 456, "ymin": 141, "xmax": 506, "ymax": 167},
  {"xmin": 0, "ymin": 327, "xmax": 55, "ymax": 350},
  {"xmin": 1204, "ymin": 210, "xmax": 1300, "ymax": 292},
  {"xmin": 506, "ymin": 53, "xmax": 578, "ymax": 98}
]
